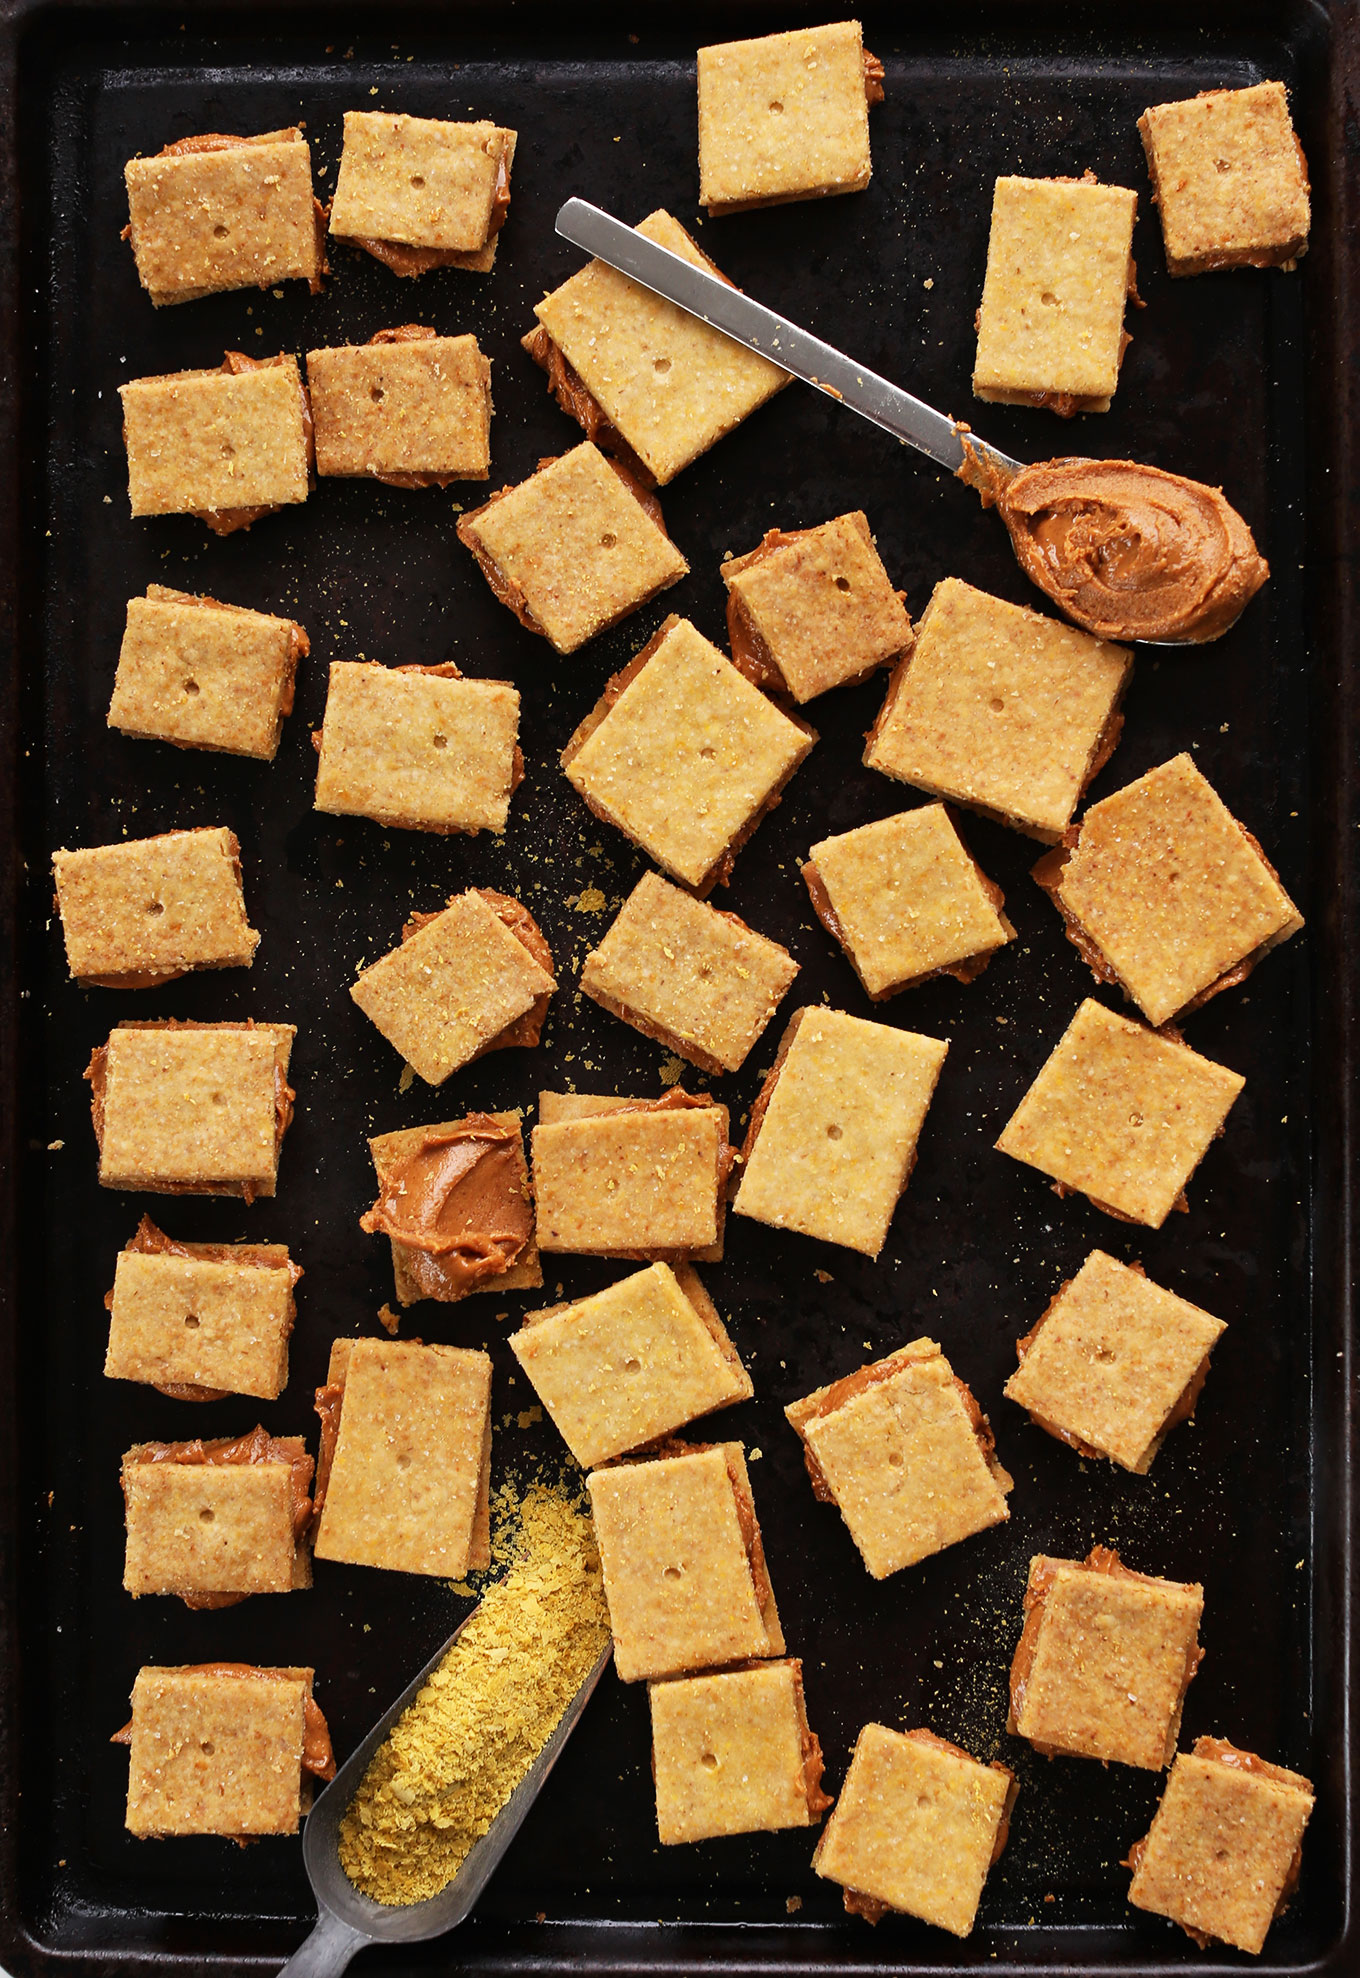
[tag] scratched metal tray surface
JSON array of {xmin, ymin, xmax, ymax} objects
[{"xmin": 0, "ymin": 0, "xmax": 1356, "ymax": 1972}]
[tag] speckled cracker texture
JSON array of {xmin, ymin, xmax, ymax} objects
[
  {"xmin": 973, "ymin": 176, "xmax": 1138, "ymax": 409},
  {"xmin": 122, "ymin": 1454, "xmax": 300, "ymax": 1597},
  {"xmin": 650, "ymin": 1659, "xmax": 821, "ymax": 1843},
  {"xmin": 722, "ymin": 510, "xmax": 911, "ymax": 701},
  {"xmin": 813, "ymin": 1724, "xmax": 1013, "ymax": 1936},
  {"xmin": 314, "ymin": 662, "xmax": 520, "ymax": 835},
  {"xmin": 531, "ymin": 1097, "xmax": 729, "ymax": 1258},
  {"xmin": 1005, "ymin": 1250, "xmax": 1225, "ymax": 1472},
  {"xmin": 109, "ymin": 587, "xmax": 303, "ymax": 760},
  {"xmin": 124, "ymin": 1665, "xmax": 310, "ymax": 1836},
  {"xmin": 864, "ymin": 577, "xmax": 1131, "ymax": 842},
  {"xmin": 1011, "ymin": 1553, "xmax": 1203, "ymax": 1769},
  {"xmin": 349, "ymin": 890, "xmax": 555, "ymax": 1086},
  {"xmin": 698, "ymin": 22, "xmax": 875, "ymax": 214},
  {"xmin": 587, "ymin": 1442, "xmax": 782, "ymax": 1681},
  {"xmin": 1138, "ymin": 81, "xmax": 1310, "ymax": 275},
  {"xmin": 457, "ymin": 442, "xmax": 689, "ymax": 654},
  {"xmin": 510, "ymin": 1262, "xmax": 751, "ymax": 1467},
  {"xmin": 806, "ymin": 804, "xmax": 1013, "ymax": 998},
  {"xmin": 994, "ymin": 998, "xmax": 1244, "ymax": 1227},
  {"xmin": 95, "ymin": 1022, "xmax": 294, "ymax": 1197},
  {"xmin": 580, "ymin": 871, "xmax": 798, "ymax": 1073},
  {"xmin": 1128, "ymin": 1740, "xmax": 1314, "ymax": 1954},
  {"xmin": 307, "ymin": 332, "xmax": 491, "ymax": 480},
  {"xmin": 562, "ymin": 617, "xmax": 814, "ymax": 892},
  {"xmin": 53, "ymin": 827, "xmax": 258, "ymax": 985},
  {"xmin": 120, "ymin": 357, "xmax": 311, "ymax": 519},
  {"xmin": 313, "ymin": 1339, "xmax": 492, "ymax": 1579},
  {"xmin": 734, "ymin": 1007, "xmax": 949, "ymax": 1256},
  {"xmin": 1043, "ymin": 752, "xmax": 1303, "ymax": 1027},
  {"xmin": 124, "ymin": 129, "xmax": 323, "ymax": 305},
  {"xmin": 105, "ymin": 1244, "xmax": 295, "ymax": 1399},
  {"xmin": 530, "ymin": 210, "xmax": 789, "ymax": 485},
  {"xmin": 787, "ymin": 1339, "xmax": 1011, "ymax": 1577},
  {"xmin": 330, "ymin": 112, "xmax": 513, "ymax": 252}
]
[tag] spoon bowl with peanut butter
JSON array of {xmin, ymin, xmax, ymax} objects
[
  {"xmin": 556, "ymin": 199, "xmax": 1268, "ymax": 648},
  {"xmin": 276, "ymin": 1618, "xmax": 611, "ymax": 1977}
]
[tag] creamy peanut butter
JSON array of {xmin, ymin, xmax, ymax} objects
[
  {"xmin": 359, "ymin": 1114, "xmax": 533, "ymax": 1293},
  {"xmin": 959, "ymin": 442, "xmax": 1268, "ymax": 643}
]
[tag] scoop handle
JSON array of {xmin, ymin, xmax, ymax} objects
[{"xmin": 276, "ymin": 1906, "xmax": 367, "ymax": 1976}]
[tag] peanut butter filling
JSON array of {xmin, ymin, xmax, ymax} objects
[
  {"xmin": 522, "ymin": 326, "xmax": 655, "ymax": 486},
  {"xmin": 359, "ymin": 1113, "xmax": 533, "ymax": 1294}
]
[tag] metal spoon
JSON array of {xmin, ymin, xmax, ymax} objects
[
  {"xmin": 277, "ymin": 1616, "xmax": 612, "ymax": 1976},
  {"xmin": 551, "ymin": 200, "xmax": 1216, "ymax": 648},
  {"xmin": 554, "ymin": 196, "xmax": 1020, "ymax": 483}
]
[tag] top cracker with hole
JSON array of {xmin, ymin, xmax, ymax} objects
[
  {"xmin": 734, "ymin": 1007, "xmax": 948, "ymax": 1257},
  {"xmin": 1009, "ymin": 1547, "xmax": 1204, "ymax": 1770},
  {"xmin": 786, "ymin": 1338, "xmax": 1011, "ymax": 1578},
  {"xmin": 697, "ymin": 22, "xmax": 883, "ymax": 215},
  {"xmin": 804, "ymin": 804, "xmax": 1013, "ymax": 999},
  {"xmin": 350, "ymin": 888, "xmax": 555, "ymax": 1086},
  {"xmin": 121, "ymin": 1664, "xmax": 324, "ymax": 1838},
  {"xmin": 104, "ymin": 1219, "xmax": 298, "ymax": 1402},
  {"xmin": 457, "ymin": 442, "xmax": 689, "ymax": 654},
  {"xmin": 87, "ymin": 1021, "xmax": 295, "ymax": 1201},
  {"xmin": 313, "ymin": 1337, "xmax": 492, "ymax": 1578},
  {"xmin": 525, "ymin": 210, "xmax": 789, "ymax": 487},
  {"xmin": 580, "ymin": 871, "xmax": 798, "ymax": 1074},
  {"xmin": 510, "ymin": 1261, "xmax": 751, "ymax": 1467},
  {"xmin": 124, "ymin": 128, "xmax": 324, "ymax": 306},
  {"xmin": 865, "ymin": 577, "xmax": 1131, "ymax": 842},
  {"xmin": 649, "ymin": 1658, "xmax": 830, "ymax": 1845},
  {"xmin": 119, "ymin": 354, "xmax": 312, "ymax": 534},
  {"xmin": 587, "ymin": 1441, "xmax": 783, "ymax": 1681},
  {"xmin": 314, "ymin": 661, "xmax": 520, "ymax": 835},
  {"xmin": 813, "ymin": 1723, "xmax": 1015, "ymax": 1935},
  {"xmin": 1005, "ymin": 1250, "xmax": 1225, "ymax": 1473},
  {"xmin": 974, "ymin": 175, "xmax": 1139, "ymax": 415},
  {"xmin": 330, "ymin": 112, "xmax": 516, "ymax": 274},
  {"xmin": 53, "ymin": 827, "xmax": 258, "ymax": 988},
  {"xmin": 306, "ymin": 329, "xmax": 491, "ymax": 483},
  {"xmin": 1127, "ymin": 1737, "xmax": 1315, "ymax": 1954},
  {"xmin": 562, "ymin": 617, "xmax": 815, "ymax": 895},
  {"xmin": 1034, "ymin": 752, "xmax": 1303, "ymax": 1028},
  {"xmin": 995, "ymin": 998, "xmax": 1244, "ymax": 1227},
  {"xmin": 1138, "ymin": 82, "xmax": 1310, "ymax": 276},
  {"xmin": 721, "ymin": 510, "xmax": 911, "ymax": 702},
  {"xmin": 532, "ymin": 1091, "xmax": 732, "ymax": 1261},
  {"xmin": 109, "ymin": 586, "xmax": 306, "ymax": 761}
]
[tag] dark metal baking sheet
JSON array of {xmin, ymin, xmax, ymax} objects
[{"xmin": 0, "ymin": 1, "xmax": 1356, "ymax": 1971}]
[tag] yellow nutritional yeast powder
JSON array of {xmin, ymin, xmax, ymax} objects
[{"xmin": 337, "ymin": 1483, "xmax": 610, "ymax": 1906}]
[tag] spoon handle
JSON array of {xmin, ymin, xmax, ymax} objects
[
  {"xmin": 554, "ymin": 197, "xmax": 1022, "ymax": 478},
  {"xmin": 276, "ymin": 1906, "xmax": 367, "ymax": 1977}
]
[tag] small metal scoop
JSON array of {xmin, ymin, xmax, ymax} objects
[{"xmin": 277, "ymin": 1615, "xmax": 612, "ymax": 1976}]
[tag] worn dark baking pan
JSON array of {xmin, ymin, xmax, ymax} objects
[{"xmin": 0, "ymin": 0, "xmax": 1356, "ymax": 1971}]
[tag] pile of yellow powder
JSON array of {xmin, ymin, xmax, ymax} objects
[{"xmin": 337, "ymin": 1483, "xmax": 611, "ymax": 1906}]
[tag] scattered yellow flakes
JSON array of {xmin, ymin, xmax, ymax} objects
[
  {"xmin": 786, "ymin": 1895, "xmax": 803, "ymax": 1913},
  {"xmin": 814, "ymin": 1269, "xmax": 834, "ymax": 1284},
  {"xmin": 398, "ymin": 1063, "xmax": 416, "ymax": 1093},
  {"xmin": 574, "ymin": 885, "xmax": 607, "ymax": 913},
  {"xmin": 658, "ymin": 1055, "xmax": 685, "ymax": 1087},
  {"xmin": 377, "ymin": 1304, "xmax": 401, "ymax": 1337},
  {"xmin": 516, "ymin": 1406, "xmax": 543, "ymax": 1429}
]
